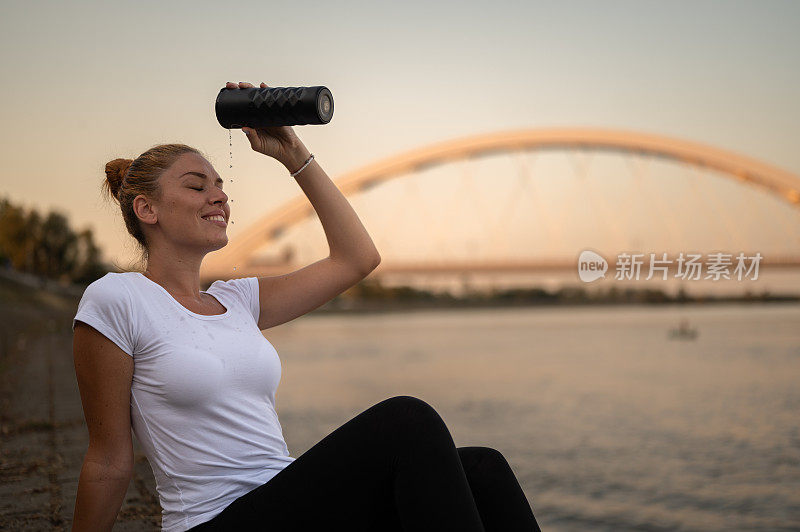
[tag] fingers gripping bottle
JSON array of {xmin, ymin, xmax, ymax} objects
[{"xmin": 215, "ymin": 85, "xmax": 334, "ymax": 129}]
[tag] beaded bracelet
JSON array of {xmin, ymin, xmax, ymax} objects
[{"xmin": 290, "ymin": 153, "xmax": 315, "ymax": 177}]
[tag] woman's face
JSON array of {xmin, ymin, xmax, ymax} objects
[{"xmin": 139, "ymin": 152, "xmax": 231, "ymax": 254}]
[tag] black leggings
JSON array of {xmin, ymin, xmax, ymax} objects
[{"xmin": 189, "ymin": 395, "xmax": 540, "ymax": 531}]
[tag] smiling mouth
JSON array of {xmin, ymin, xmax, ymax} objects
[{"xmin": 202, "ymin": 216, "xmax": 227, "ymax": 226}]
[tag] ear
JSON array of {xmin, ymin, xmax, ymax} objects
[{"xmin": 133, "ymin": 194, "xmax": 158, "ymax": 225}]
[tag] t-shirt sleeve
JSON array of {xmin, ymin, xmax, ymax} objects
[
  {"xmin": 209, "ymin": 276, "xmax": 260, "ymax": 326},
  {"xmin": 72, "ymin": 275, "xmax": 137, "ymax": 357}
]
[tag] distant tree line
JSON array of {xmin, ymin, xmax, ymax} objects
[{"xmin": 0, "ymin": 195, "xmax": 108, "ymax": 285}]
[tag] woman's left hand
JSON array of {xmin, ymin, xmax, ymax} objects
[{"xmin": 225, "ymin": 81, "xmax": 304, "ymax": 164}]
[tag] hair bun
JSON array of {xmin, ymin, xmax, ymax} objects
[{"xmin": 104, "ymin": 158, "xmax": 134, "ymax": 200}]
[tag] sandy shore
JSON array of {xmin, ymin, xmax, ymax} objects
[{"xmin": 0, "ymin": 277, "xmax": 161, "ymax": 530}]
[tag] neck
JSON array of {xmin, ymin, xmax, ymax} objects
[{"xmin": 142, "ymin": 245, "xmax": 207, "ymax": 300}]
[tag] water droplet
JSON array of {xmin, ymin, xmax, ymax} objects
[{"xmin": 228, "ymin": 129, "xmax": 234, "ymax": 170}]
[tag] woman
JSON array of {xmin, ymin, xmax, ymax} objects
[{"xmin": 71, "ymin": 81, "xmax": 540, "ymax": 531}]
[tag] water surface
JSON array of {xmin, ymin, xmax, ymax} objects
[{"xmin": 267, "ymin": 303, "xmax": 800, "ymax": 531}]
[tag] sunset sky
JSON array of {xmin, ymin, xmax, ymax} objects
[{"xmin": 1, "ymin": 0, "xmax": 798, "ymax": 272}]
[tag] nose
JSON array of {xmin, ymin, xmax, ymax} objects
[{"xmin": 210, "ymin": 186, "xmax": 228, "ymax": 206}]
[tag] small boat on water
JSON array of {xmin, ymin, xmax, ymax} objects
[{"xmin": 668, "ymin": 319, "xmax": 698, "ymax": 340}]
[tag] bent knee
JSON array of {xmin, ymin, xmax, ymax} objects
[
  {"xmin": 459, "ymin": 446, "xmax": 510, "ymax": 469},
  {"xmin": 380, "ymin": 395, "xmax": 435, "ymax": 413},
  {"xmin": 375, "ymin": 395, "xmax": 445, "ymax": 428}
]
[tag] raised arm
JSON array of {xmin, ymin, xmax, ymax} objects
[
  {"xmin": 230, "ymin": 80, "xmax": 381, "ymax": 330},
  {"xmin": 252, "ymin": 141, "xmax": 381, "ymax": 329}
]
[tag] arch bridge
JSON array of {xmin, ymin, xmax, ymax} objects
[{"xmin": 200, "ymin": 128, "xmax": 800, "ymax": 284}]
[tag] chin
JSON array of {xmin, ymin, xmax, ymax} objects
[{"xmin": 206, "ymin": 236, "xmax": 229, "ymax": 253}]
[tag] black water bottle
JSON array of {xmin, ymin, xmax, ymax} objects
[{"xmin": 215, "ymin": 85, "xmax": 334, "ymax": 129}]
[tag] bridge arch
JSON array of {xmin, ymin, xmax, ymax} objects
[{"xmin": 202, "ymin": 128, "xmax": 800, "ymax": 279}]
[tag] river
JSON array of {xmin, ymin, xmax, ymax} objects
[{"xmin": 266, "ymin": 302, "xmax": 800, "ymax": 531}]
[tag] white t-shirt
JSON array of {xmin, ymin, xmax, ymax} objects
[{"xmin": 72, "ymin": 271, "xmax": 295, "ymax": 531}]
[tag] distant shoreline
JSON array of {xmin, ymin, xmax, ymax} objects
[
  {"xmin": 2, "ymin": 267, "xmax": 798, "ymax": 318},
  {"xmin": 314, "ymin": 294, "xmax": 800, "ymax": 315}
]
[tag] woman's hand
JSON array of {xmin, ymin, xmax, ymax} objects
[{"xmin": 225, "ymin": 81, "xmax": 305, "ymax": 166}]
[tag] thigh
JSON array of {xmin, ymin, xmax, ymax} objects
[
  {"xmin": 364, "ymin": 446, "xmax": 519, "ymax": 532},
  {"xmin": 193, "ymin": 397, "xmax": 421, "ymax": 531},
  {"xmin": 457, "ymin": 446, "xmax": 540, "ymax": 532},
  {"xmin": 366, "ymin": 446, "xmax": 530, "ymax": 532}
]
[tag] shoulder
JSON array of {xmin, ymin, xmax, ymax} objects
[
  {"xmin": 207, "ymin": 276, "xmax": 260, "ymax": 323},
  {"xmin": 82, "ymin": 272, "xmax": 135, "ymax": 298},
  {"xmin": 77, "ymin": 272, "xmax": 143, "ymax": 314},
  {"xmin": 74, "ymin": 272, "xmax": 143, "ymax": 353},
  {"xmin": 207, "ymin": 276, "xmax": 258, "ymax": 296}
]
